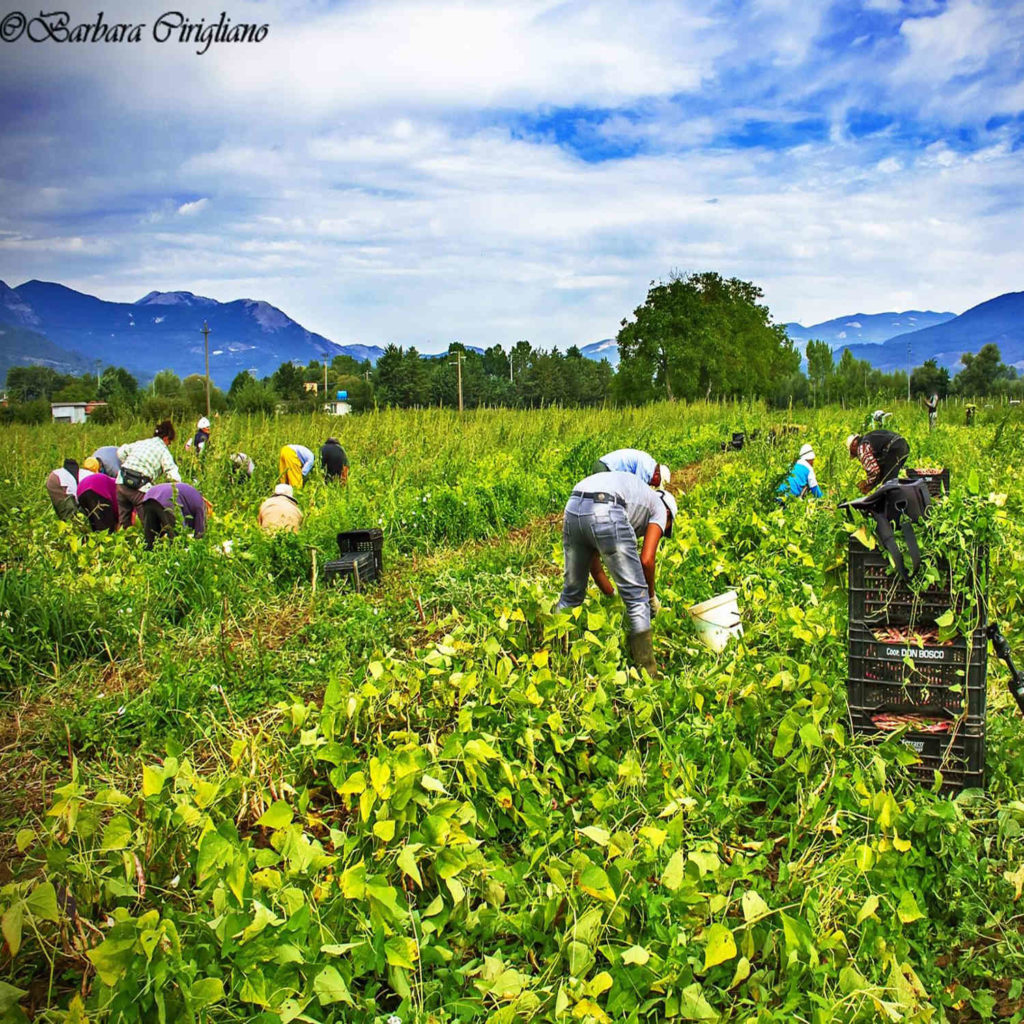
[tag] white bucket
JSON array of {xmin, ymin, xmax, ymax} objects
[{"xmin": 688, "ymin": 590, "xmax": 743, "ymax": 653}]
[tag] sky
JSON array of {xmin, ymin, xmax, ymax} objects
[{"xmin": 0, "ymin": 0, "xmax": 1022, "ymax": 353}]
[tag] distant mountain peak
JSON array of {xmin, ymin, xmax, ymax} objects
[{"xmin": 135, "ymin": 290, "xmax": 219, "ymax": 307}]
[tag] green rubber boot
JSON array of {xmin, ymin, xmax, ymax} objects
[{"xmin": 628, "ymin": 629, "xmax": 658, "ymax": 678}]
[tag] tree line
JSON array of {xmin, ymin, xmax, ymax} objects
[{"xmin": 4, "ymin": 270, "xmax": 1020, "ymax": 422}]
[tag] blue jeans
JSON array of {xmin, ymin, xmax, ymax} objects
[{"xmin": 556, "ymin": 495, "xmax": 651, "ymax": 635}]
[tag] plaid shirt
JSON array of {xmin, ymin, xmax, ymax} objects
[
  {"xmin": 117, "ymin": 436, "xmax": 181, "ymax": 489},
  {"xmin": 855, "ymin": 440, "xmax": 882, "ymax": 488}
]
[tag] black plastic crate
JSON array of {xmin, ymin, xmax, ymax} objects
[
  {"xmin": 904, "ymin": 467, "xmax": 950, "ymax": 497},
  {"xmin": 851, "ymin": 715, "xmax": 985, "ymax": 793},
  {"xmin": 324, "ymin": 550, "xmax": 378, "ymax": 590},
  {"xmin": 848, "ymin": 537, "xmax": 987, "ymax": 627},
  {"xmin": 847, "ymin": 622, "xmax": 988, "ymax": 721},
  {"xmin": 337, "ymin": 528, "xmax": 384, "ymax": 575}
]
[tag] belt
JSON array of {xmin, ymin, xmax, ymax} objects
[{"xmin": 572, "ymin": 490, "xmax": 627, "ymax": 508}]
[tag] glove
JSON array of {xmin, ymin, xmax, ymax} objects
[{"xmin": 650, "ymin": 595, "xmax": 662, "ymax": 615}]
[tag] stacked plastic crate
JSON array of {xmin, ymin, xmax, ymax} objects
[
  {"xmin": 847, "ymin": 526, "xmax": 988, "ymax": 792},
  {"xmin": 324, "ymin": 528, "xmax": 384, "ymax": 591}
]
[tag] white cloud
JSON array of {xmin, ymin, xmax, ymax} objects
[{"xmin": 177, "ymin": 198, "xmax": 209, "ymax": 216}]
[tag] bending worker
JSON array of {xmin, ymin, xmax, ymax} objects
[
  {"xmin": 778, "ymin": 443, "xmax": 823, "ymax": 500},
  {"xmin": 592, "ymin": 448, "xmax": 670, "ymax": 487},
  {"xmin": 45, "ymin": 459, "xmax": 83, "ymax": 520},
  {"xmin": 258, "ymin": 483, "xmax": 304, "ymax": 534},
  {"xmin": 846, "ymin": 429, "xmax": 909, "ymax": 494},
  {"xmin": 139, "ymin": 482, "xmax": 208, "ymax": 550},
  {"xmin": 320, "ymin": 437, "xmax": 349, "ymax": 483},
  {"xmin": 116, "ymin": 420, "xmax": 181, "ymax": 528},
  {"xmin": 278, "ymin": 443, "xmax": 315, "ymax": 489},
  {"xmin": 556, "ymin": 470, "xmax": 677, "ymax": 676}
]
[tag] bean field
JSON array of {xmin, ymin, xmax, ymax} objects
[{"xmin": 2, "ymin": 401, "xmax": 1024, "ymax": 1023}]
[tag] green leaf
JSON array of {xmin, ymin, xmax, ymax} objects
[
  {"xmin": 100, "ymin": 814, "xmax": 133, "ymax": 852},
  {"xmin": 142, "ymin": 764, "xmax": 164, "ymax": 797},
  {"xmin": 256, "ymin": 800, "xmax": 293, "ymax": 829},
  {"xmin": 578, "ymin": 864, "xmax": 615, "ymax": 902},
  {"xmin": 314, "ymin": 965, "xmax": 354, "ymax": 1006},
  {"xmin": 373, "ymin": 819, "xmax": 396, "ymax": 842},
  {"xmin": 579, "ymin": 825, "xmax": 610, "ymax": 847},
  {"xmin": 622, "ymin": 944, "xmax": 650, "ymax": 966},
  {"xmin": 856, "ymin": 894, "xmax": 879, "ymax": 924},
  {"xmin": 14, "ymin": 829, "xmax": 34, "ymax": 853},
  {"xmin": 190, "ymin": 978, "xmax": 225, "ymax": 1010},
  {"xmin": 773, "ymin": 718, "xmax": 796, "ymax": 758},
  {"xmin": 855, "ymin": 844, "xmax": 876, "ymax": 872},
  {"xmin": 897, "ymin": 891, "xmax": 925, "ymax": 924},
  {"xmin": 729, "ymin": 956, "xmax": 751, "ymax": 990},
  {"xmin": 661, "ymin": 850, "xmax": 685, "ymax": 891},
  {"xmin": 935, "ymin": 610, "xmax": 955, "ymax": 628},
  {"xmin": 0, "ymin": 982, "xmax": 28, "ymax": 1014},
  {"xmin": 397, "ymin": 845, "xmax": 423, "ymax": 887},
  {"xmin": 741, "ymin": 890, "xmax": 769, "ymax": 923},
  {"xmin": 87, "ymin": 936, "xmax": 136, "ymax": 986},
  {"xmin": 2, "ymin": 904, "xmax": 23, "ymax": 957},
  {"xmin": 385, "ymin": 936, "xmax": 419, "ymax": 969},
  {"xmin": 420, "ymin": 773, "xmax": 447, "ymax": 794},
  {"xmin": 677, "ymin": 982, "xmax": 717, "ymax": 1020},
  {"xmin": 703, "ymin": 922, "xmax": 737, "ymax": 969},
  {"xmin": 25, "ymin": 882, "xmax": 59, "ymax": 923}
]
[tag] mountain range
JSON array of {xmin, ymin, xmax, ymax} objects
[
  {"xmin": 784, "ymin": 310, "xmax": 956, "ymax": 347},
  {"xmin": 0, "ymin": 280, "xmax": 386, "ymax": 387},
  {"xmin": 1, "ymin": 278, "xmax": 1022, "ymax": 387}
]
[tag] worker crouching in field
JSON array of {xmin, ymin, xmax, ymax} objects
[
  {"xmin": 556, "ymin": 470, "xmax": 677, "ymax": 676},
  {"xmin": 229, "ymin": 452, "xmax": 255, "ymax": 483},
  {"xmin": 777, "ymin": 444, "xmax": 823, "ymax": 501},
  {"xmin": 847, "ymin": 430, "xmax": 910, "ymax": 493},
  {"xmin": 320, "ymin": 437, "xmax": 349, "ymax": 483},
  {"xmin": 258, "ymin": 483, "xmax": 303, "ymax": 534},
  {"xmin": 593, "ymin": 448, "xmax": 670, "ymax": 487},
  {"xmin": 77, "ymin": 472, "xmax": 119, "ymax": 532},
  {"xmin": 139, "ymin": 482, "xmax": 208, "ymax": 550},
  {"xmin": 116, "ymin": 421, "xmax": 182, "ymax": 528},
  {"xmin": 185, "ymin": 416, "xmax": 211, "ymax": 456},
  {"xmin": 278, "ymin": 444, "xmax": 315, "ymax": 489},
  {"xmin": 45, "ymin": 459, "xmax": 83, "ymax": 520}
]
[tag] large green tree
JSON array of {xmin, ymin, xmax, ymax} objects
[
  {"xmin": 805, "ymin": 340, "xmax": 834, "ymax": 405},
  {"xmin": 953, "ymin": 344, "xmax": 1015, "ymax": 396},
  {"xmin": 910, "ymin": 358, "xmax": 951, "ymax": 399},
  {"xmin": 614, "ymin": 272, "xmax": 799, "ymax": 402}
]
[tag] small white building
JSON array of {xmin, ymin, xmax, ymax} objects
[
  {"xmin": 51, "ymin": 401, "xmax": 107, "ymax": 424},
  {"xmin": 323, "ymin": 399, "xmax": 352, "ymax": 416}
]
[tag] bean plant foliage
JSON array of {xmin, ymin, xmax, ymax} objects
[{"xmin": 2, "ymin": 402, "xmax": 1024, "ymax": 1023}]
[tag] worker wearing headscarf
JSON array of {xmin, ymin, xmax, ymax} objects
[{"xmin": 45, "ymin": 459, "xmax": 83, "ymax": 520}]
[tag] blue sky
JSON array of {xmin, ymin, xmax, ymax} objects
[{"xmin": 0, "ymin": 0, "xmax": 1022, "ymax": 352}]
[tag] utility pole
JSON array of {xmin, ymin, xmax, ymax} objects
[
  {"xmin": 94, "ymin": 359, "xmax": 102, "ymax": 387},
  {"xmin": 201, "ymin": 321, "xmax": 212, "ymax": 419},
  {"xmin": 324, "ymin": 360, "xmax": 328, "ymax": 400},
  {"xmin": 906, "ymin": 340, "xmax": 911, "ymax": 402},
  {"xmin": 508, "ymin": 350, "xmax": 513, "ymax": 383},
  {"xmin": 450, "ymin": 349, "xmax": 463, "ymax": 412}
]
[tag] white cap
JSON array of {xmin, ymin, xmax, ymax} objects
[
  {"xmin": 799, "ymin": 443, "xmax": 815, "ymax": 461},
  {"xmin": 873, "ymin": 410, "xmax": 885, "ymax": 418},
  {"xmin": 274, "ymin": 483, "xmax": 294, "ymax": 498},
  {"xmin": 846, "ymin": 434, "xmax": 858, "ymax": 453},
  {"xmin": 197, "ymin": 416, "xmax": 211, "ymax": 430},
  {"xmin": 658, "ymin": 464, "xmax": 671, "ymax": 486},
  {"xmin": 656, "ymin": 489, "xmax": 678, "ymax": 537}
]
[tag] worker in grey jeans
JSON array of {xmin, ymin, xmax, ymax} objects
[{"xmin": 556, "ymin": 471, "xmax": 677, "ymax": 676}]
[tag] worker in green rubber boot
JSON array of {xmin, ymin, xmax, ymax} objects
[{"xmin": 555, "ymin": 470, "xmax": 677, "ymax": 677}]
